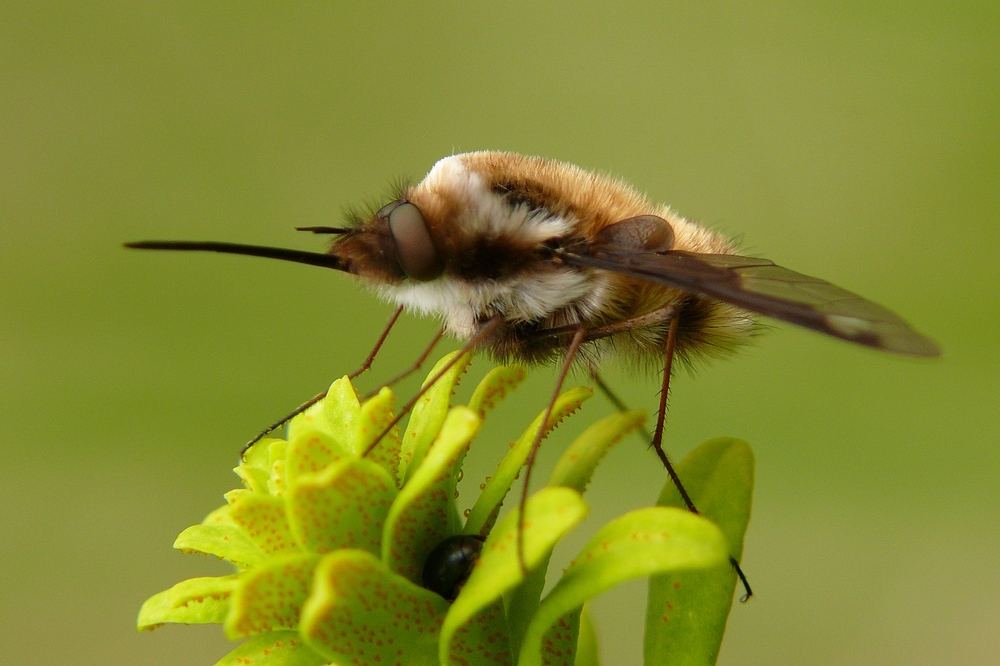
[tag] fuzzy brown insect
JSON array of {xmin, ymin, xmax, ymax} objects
[{"xmin": 127, "ymin": 151, "xmax": 940, "ymax": 598}]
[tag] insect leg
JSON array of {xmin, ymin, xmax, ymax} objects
[
  {"xmin": 348, "ymin": 305, "xmax": 405, "ymax": 379},
  {"xmin": 517, "ymin": 324, "xmax": 588, "ymax": 573},
  {"xmin": 650, "ymin": 316, "xmax": 694, "ymax": 507},
  {"xmin": 652, "ymin": 315, "xmax": 754, "ymax": 601},
  {"xmin": 532, "ymin": 306, "xmax": 676, "ymax": 343},
  {"xmin": 361, "ymin": 317, "xmax": 503, "ymax": 458},
  {"xmin": 239, "ymin": 305, "xmax": 404, "ymax": 458},
  {"xmin": 588, "ymin": 366, "xmax": 653, "ymax": 443},
  {"xmin": 362, "ymin": 327, "xmax": 445, "ymax": 399}
]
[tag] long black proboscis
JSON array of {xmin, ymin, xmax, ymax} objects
[{"xmin": 124, "ymin": 241, "xmax": 350, "ymax": 272}]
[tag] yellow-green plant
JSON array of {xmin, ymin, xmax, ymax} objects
[{"xmin": 139, "ymin": 352, "xmax": 753, "ymax": 665}]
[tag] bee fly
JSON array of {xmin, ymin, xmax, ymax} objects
[{"xmin": 127, "ymin": 151, "xmax": 940, "ymax": 599}]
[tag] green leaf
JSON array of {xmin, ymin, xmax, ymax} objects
[
  {"xmin": 235, "ymin": 462, "xmax": 271, "ymax": 494},
  {"xmin": 444, "ymin": 597, "xmax": 512, "ymax": 666},
  {"xmin": 202, "ymin": 503, "xmax": 237, "ymax": 527},
  {"xmin": 504, "ymin": 410, "xmax": 644, "ymax": 654},
  {"xmin": 464, "ymin": 386, "xmax": 593, "ymax": 536},
  {"xmin": 173, "ymin": 524, "xmax": 267, "ymax": 569},
  {"xmin": 400, "ymin": 351, "xmax": 472, "ymax": 483},
  {"xmin": 285, "ymin": 457, "xmax": 397, "ymax": 556},
  {"xmin": 644, "ymin": 438, "xmax": 754, "ymax": 666},
  {"xmin": 548, "ymin": 410, "xmax": 646, "ymax": 492},
  {"xmin": 576, "ymin": 604, "xmax": 601, "ymax": 666},
  {"xmin": 540, "ymin": 608, "xmax": 582, "ymax": 666},
  {"xmin": 655, "ymin": 439, "xmax": 754, "ymax": 560},
  {"xmin": 228, "ymin": 493, "xmax": 300, "ymax": 555},
  {"xmin": 286, "ymin": 398, "xmax": 334, "ymax": 444},
  {"xmin": 503, "ymin": 551, "xmax": 550, "ymax": 655},
  {"xmin": 383, "ymin": 407, "xmax": 481, "ymax": 582},
  {"xmin": 266, "ymin": 440, "xmax": 289, "ymax": 496},
  {"xmin": 286, "ymin": 377, "xmax": 363, "ymax": 447},
  {"xmin": 354, "ymin": 386, "xmax": 401, "ymax": 480},
  {"xmin": 468, "ymin": 364, "xmax": 527, "ymax": 418},
  {"xmin": 224, "ymin": 489, "xmax": 251, "ymax": 505},
  {"xmin": 323, "ymin": 375, "xmax": 362, "ymax": 440},
  {"xmin": 137, "ymin": 575, "xmax": 238, "ymax": 630},
  {"xmin": 241, "ymin": 437, "xmax": 277, "ymax": 472},
  {"xmin": 441, "ymin": 486, "xmax": 588, "ymax": 666},
  {"xmin": 284, "ymin": 429, "xmax": 351, "ymax": 490},
  {"xmin": 225, "ymin": 552, "xmax": 321, "ymax": 638},
  {"xmin": 236, "ymin": 437, "xmax": 282, "ymax": 494},
  {"xmin": 518, "ymin": 507, "xmax": 729, "ymax": 666},
  {"xmin": 300, "ymin": 549, "xmax": 450, "ymax": 666},
  {"xmin": 213, "ymin": 631, "xmax": 328, "ymax": 666}
]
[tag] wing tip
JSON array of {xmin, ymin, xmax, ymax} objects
[{"xmin": 885, "ymin": 335, "xmax": 942, "ymax": 358}]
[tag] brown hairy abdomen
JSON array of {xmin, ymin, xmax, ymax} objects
[{"xmin": 467, "ymin": 152, "xmax": 655, "ymax": 232}]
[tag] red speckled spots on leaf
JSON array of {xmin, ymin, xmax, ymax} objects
[
  {"xmin": 385, "ymin": 480, "xmax": 453, "ymax": 581},
  {"xmin": 446, "ymin": 598, "xmax": 512, "ymax": 665},
  {"xmin": 301, "ymin": 552, "xmax": 449, "ymax": 666},
  {"xmin": 286, "ymin": 431, "xmax": 346, "ymax": 488},
  {"xmin": 537, "ymin": 611, "xmax": 579, "ymax": 666},
  {"xmin": 287, "ymin": 460, "xmax": 396, "ymax": 556},
  {"xmin": 269, "ymin": 457, "xmax": 288, "ymax": 497},
  {"xmin": 226, "ymin": 554, "xmax": 320, "ymax": 638},
  {"xmin": 229, "ymin": 494, "xmax": 299, "ymax": 554},
  {"xmin": 384, "ymin": 409, "xmax": 480, "ymax": 582},
  {"xmin": 469, "ymin": 366, "xmax": 526, "ymax": 419},
  {"xmin": 214, "ymin": 630, "xmax": 326, "ymax": 665},
  {"xmin": 356, "ymin": 392, "xmax": 401, "ymax": 482}
]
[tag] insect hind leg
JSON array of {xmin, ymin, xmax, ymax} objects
[
  {"xmin": 592, "ymin": 319, "xmax": 754, "ymax": 601},
  {"xmin": 518, "ymin": 324, "xmax": 588, "ymax": 573}
]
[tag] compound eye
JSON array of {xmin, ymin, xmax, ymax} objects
[{"xmin": 388, "ymin": 202, "xmax": 444, "ymax": 281}]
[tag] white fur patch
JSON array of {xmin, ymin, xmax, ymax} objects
[
  {"xmin": 380, "ymin": 267, "xmax": 609, "ymax": 340},
  {"xmin": 421, "ymin": 155, "xmax": 573, "ymax": 243}
]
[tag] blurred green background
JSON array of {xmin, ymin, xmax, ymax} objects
[{"xmin": 3, "ymin": 3, "xmax": 998, "ymax": 664}]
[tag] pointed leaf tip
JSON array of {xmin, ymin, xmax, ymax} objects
[
  {"xmin": 468, "ymin": 364, "xmax": 527, "ymax": 418},
  {"xmin": 401, "ymin": 351, "xmax": 472, "ymax": 482},
  {"xmin": 548, "ymin": 409, "xmax": 645, "ymax": 492},
  {"xmin": 464, "ymin": 385, "xmax": 592, "ymax": 536}
]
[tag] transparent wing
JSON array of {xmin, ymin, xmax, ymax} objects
[{"xmin": 559, "ymin": 248, "xmax": 940, "ymax": 357}]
